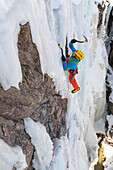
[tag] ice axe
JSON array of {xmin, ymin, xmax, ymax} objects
[
  {"xmin": 58, "ymin": 44, "xmax": 62, "ymax": 49},
  {"xmin": 73, "ymin": 35, "xmax": 88, "ymax": 43},
  {"xmin": 82, "ymin": 35, "xmax": 88, "ymax": 43},
  {"xmin": 58, "ymin": 44, "xmax": 64, "ymax": 56}
]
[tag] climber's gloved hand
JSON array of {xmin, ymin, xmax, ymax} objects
[
  {"xmin": 61, "ymin": 55, "xmax": 66, "ymax": 62},
  {"xmin": 71, "ymin": 39, "xmax": 77, "ymax": 43},
  {"xmin": 58, "ymin": 44, "xmax": 66, "ymax": 61}
]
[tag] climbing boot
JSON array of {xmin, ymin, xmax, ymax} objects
[{"xmin": 71, "ymin": 87, "xmax": 80, "ymax": 94}]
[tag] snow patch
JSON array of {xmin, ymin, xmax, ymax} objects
[
  {"xmin": 0, "ymin": 139, "xmax": 27, "ymax": 170},
  {"xmin": 24, "ymin": 117, "xmax": 53, "ymax": 170},
  {"xmin": 94, "ymin": 118, "xmax": 105, "ymax": 134},
  {"xmin": 103, "ymin": 142, "xmax": 113, "ymax": 170},
  {"xmin": 0, "ymin": 0, "xmax": 108, "ymax": 169}
]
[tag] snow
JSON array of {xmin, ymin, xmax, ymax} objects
[
  {"xmin": 105, "ymin": 4, "xmax": 113, "ymax": 104},
  {"xmin": 72, "ymin": 0, "xmax": 81, "ymax": 6},
  {"xmin": 106, "ymin": 115, "xmax": 113, "ymax": 137},
  {"xmin": 90, "ymin": 114, "xmax": 113, "ymax": 169},
  {"xmin": 89, "ymin": 141, "xmax": 113, "ymax": 170},
  {"xmin": 51, "ymin": 137, "xmax": 69, "ymax": 170},
  {"xmin": 52, "ymin": 0, "xmax": 64, "ymax": 10},
  {"xmin": 109, "ymin": 0, "xmax": 113, "ymax": 5},
  {"xmin": 94, "ymin": 117, "xmax": 105, "ymax": 134},
  {"xmin": 103, "ymin": 141, "xmax": 113, "ymax": 170},
  {"xmin": 0, "ymin": 0, "xmax": 110, "ymax": 170},
  {"xmin": 0, "ymin": 139, "xmax": 27, "ymax": 170},
  {"xmin": 24, "ymin": 117, "xmax": 53, "ymax": 170}
]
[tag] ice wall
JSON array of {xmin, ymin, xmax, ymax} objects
[
  {"xmin": 0, "ymin": 139, "xmax": 27, "ymax": 170},
  {"xmin": 0, "ymin": 0, "xmax": 107, "ymax": 170}
]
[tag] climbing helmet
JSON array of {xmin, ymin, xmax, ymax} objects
[{"xmin": 74, "ymin": 50, "xmax": 84, "ymax": 60}]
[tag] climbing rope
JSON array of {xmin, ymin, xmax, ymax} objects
[{"xmin": 51, "ymin": 76, "xmax": 69, "ymax": 170}]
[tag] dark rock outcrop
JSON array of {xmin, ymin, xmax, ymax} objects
[
  {"xmin": 105, "ymin": 6, "xmax": 113, "ymax": 115},
  {"xmin": 106, "ymin": 6, "xmax": 113, "ymax": 68},
  {"xmin": 0, "ymin": 22, "xmax": 67, "ymax": 169},
  {"xmin": 97, "ymin": 1, "xmax": 106, "ymax": 35}
]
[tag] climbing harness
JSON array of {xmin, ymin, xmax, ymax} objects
[{"xmin": 51, "ymin": 75, "xmax": 69, "ymax": 170}]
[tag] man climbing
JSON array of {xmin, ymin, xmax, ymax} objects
[{"xmin": 59, "ymin": 37, "xmax": 87, "ymax": 93}]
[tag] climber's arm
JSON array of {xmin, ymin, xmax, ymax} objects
[{"xmin": 69, "ymin": 39, "xmax": 77, "ymax": 53}]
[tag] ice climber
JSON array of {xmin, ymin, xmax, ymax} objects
[{"xmin": 59, "ymin": 37, "xmax": 87, "ymax": 94}]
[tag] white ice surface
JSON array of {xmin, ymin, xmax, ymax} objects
[
  {"xmin": 0, "ymin": 0, "xmax": 109, "ymax": 170},
  {"xmin": 0, "ymin": 139, "xmax": 27, "ymax": 170},
  {"xmin": 103, "ymin": 141, "xmax": 113, "ymax": 170},
  {"xmin": 24, "ymin": 117, "xmax": 53, "ymax": 170}
]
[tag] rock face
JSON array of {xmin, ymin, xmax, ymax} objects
[
  {"xmin": 0, "ymin": 22, "xmax": 67, "ymax": 169},
  {"xmin": 105, "ymin": 6, "xmax": 113, "ymax": 115},
  {"xmin": 107, "ymin": 6, "xmax": 113, "ymax": 68},
  {"xmin": 97, "ymin": 1, "xmax": 106, "ymax": 36}
]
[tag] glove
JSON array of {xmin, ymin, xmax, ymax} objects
[
  {"xmin": 71, "ymin": 39, "xmax": 77, "ymax": 43},
  {"xmin": 61, "ymin": 55, "xmax": 66, "ymax": 62}
]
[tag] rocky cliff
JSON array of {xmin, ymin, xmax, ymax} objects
[
  {"xmin": 0, "ymin": 22, "xmax": 67, "ymax": 169},
  {"xmin": 106, "ymin": 6, "xmax": 113, "ymax": 115},
  {"xmin": 0, "ymin": 1, "xmax": 112, "ymax": 169}
]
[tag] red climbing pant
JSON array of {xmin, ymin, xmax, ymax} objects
[
  {"xmin": 66, "ymin": 58, "xmax": 79, "ymax": 90},
  {"xmin": 69, "ymin": 68, "xmax": 79, "ymax": 90}
]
